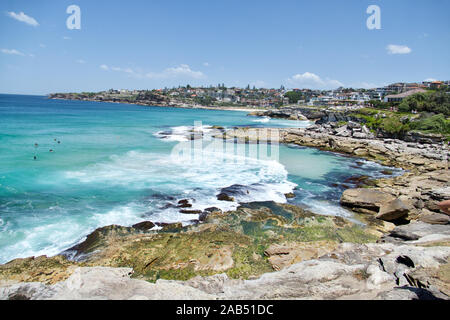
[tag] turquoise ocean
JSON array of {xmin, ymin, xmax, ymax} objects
[{"xmin": 0, "ymin": 94, "xmax": 401, "ymax": 263}]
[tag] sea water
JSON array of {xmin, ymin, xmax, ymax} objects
[{"xmin": 0, "ymin": 94, "xmax": 401, "ymax": 263}]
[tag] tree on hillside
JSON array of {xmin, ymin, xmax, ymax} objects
[
  {"xmin": 398, "ymin": 91, "xmax": 450, "ymax": 116},
  {"xmin": 284, "ymin": 91, "xmax": 303, "ymax": 104}
]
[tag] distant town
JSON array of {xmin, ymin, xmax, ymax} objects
[{"xmin": 49, "ymin": 80, "xmax": 450, "ymax": 111}]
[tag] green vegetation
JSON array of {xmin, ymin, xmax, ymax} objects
[
  {"xmin": 352, "ymin": 99, "xmax": 450, "ymax": 137},
  {"xmin": 369, "ymin": 88, "xmax": 450, "ymax": 116},
  {"xmin": 379, "ymin": 116, "xmax": 410, "ymax": 137},
  {"xmin": 409, "ymin": 114, "xmax": 450, "ymax": 134},
  {"xmin": 193, "ymin": 96, "xmax": 216, "ymax": 106},
  {"xmin": 284, "ymin": 91, "xmax": 303, "ymax": 104},
  {"xmin": 398, "ymin": 90, "xmax": 450, "ymax": 116}
]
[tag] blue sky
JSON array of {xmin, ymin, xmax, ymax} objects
[{"xmin": 0, "ymin": 0, "xmax": 449, "ymax": 94}]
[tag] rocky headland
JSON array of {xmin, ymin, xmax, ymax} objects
[{"xmin": 1, "ymin": 107, "xmax": 449, "ymax": 300}]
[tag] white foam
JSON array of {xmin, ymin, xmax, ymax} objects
[
  {"xmin": 65, "ymin": 148, "xmax": 297, "ymax": 218},
  {"xmin": 252, "ymin": 117, "xmax": 271, "ymax": 123}
]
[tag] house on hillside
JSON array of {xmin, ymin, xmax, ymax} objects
[{"xmin": 383, "ymin": 88, "xmax": 426, "ymax": 103}]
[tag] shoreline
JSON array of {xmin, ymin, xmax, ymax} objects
[
  {"xmin": 1, "ymin": 111, "xmax": 449, "ymax": 300},
  {"xmin": 48, "ymin": 96, "xmax": 267, "ymax": 113}
]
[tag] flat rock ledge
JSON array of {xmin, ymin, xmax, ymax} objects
[{"xmin": 1, "ymin": 240, "xmax": 449, "ymax": 300}]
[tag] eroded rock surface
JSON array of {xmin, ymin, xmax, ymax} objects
[{"xmin": 3, "ymin": 241, "xmax": 448, "ymax": 300}]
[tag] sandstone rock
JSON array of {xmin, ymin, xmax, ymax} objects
[
  {"xmin": 347, "ymin": 121, "xmax": 361, "ymax": 129},
  {"xmin": 335, "ymin": 126, "xmax": 351, "ymax": 137},
  {"xmin": 340, "ymin": 188, "xmax": 395, "ymax": 212},
  {"xmin": 382, "ymin": 221, "xmax": 450, "ymax": 242},
  {"xmin": 264, "ymin": 241, "xmax": 338, "ymax": 270},
  {"xmin": 353, "ymin": 148, "xmax": 369, "ymax": 156},
  {"xmin": 427, "ymin": 187, "xmax": 450, "ymax": 202},
  {"xmin": 419, "ymin": 213, "xmax": 450, "ymax": 225},
  {"xmin": 352, "ymin": 132, "xmax": 369, "ymax": 139},
  {"xmin": 159, "ymin": 222, "xmax": 183, "ymax": 231},
  {"xmin": 2, "ymin": 242, "xmax": 450, "ymax": 300},
  {"xmin": 0, "ymin": 267, "xmax": 215, "ymax": 300},
  {"xmin": 376, "ymin": 199, "xmax": 410, "ymax": 221},
  {"xmin": 375, "ymin": 287, "xmax": 441, "ymax": 300}
]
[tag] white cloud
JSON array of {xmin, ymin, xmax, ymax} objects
[
  {"xmin": 203, "ymin": 62, "xmax": 210, "ymax": 67},
  {"xmin": 29, "ymin": 53, "xmax": 35, "ymax": 58},
  {"xmin": 424, "ymin": 78, "xmax": 437, "ymax": 82},
  {"xmin": 7, "ymin": 11, "xmax": 39, "ymax": 27},
  {"xmin": 99, "ymin": 63, "xmax": 205, "ymax": 80},
  {"xmin": 62, "ymin": 36, "xmax": 71, "ymax": 40},
  {"xmin": 1, "ymin": 48, "xmax": 25, "ymax": 56},
  {"xmin": 76, "ymin": 59, "xmax": 86, "ymax": 64},
  {"xmin": 39, "ymin": 43, "xmax": 46, "ymax": 48},
  {"xmin": 386, "ymin": 44, "xmax": 412, "ymax": 55},
  {"xmin": 146, "ymin": 64, "xmax": 205, "ymax": 79},
  {"xmin": 286, "ymin": 72, "xmax": 343, "ymax": 89}
]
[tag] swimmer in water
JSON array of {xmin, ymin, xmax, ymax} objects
[
  {"xmin": 33, "ymin": 156, "xmax": 37, "ymax": 160},
  {"xmin": 49, "ymin": 149, "xmax": 53, "ymax": 152}
]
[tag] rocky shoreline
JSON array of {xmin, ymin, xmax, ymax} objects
[
  {"xmin": 48, "ymin": 95, "xmax": 265, "ymax": 113},
  {"xmin": 1, "ymin": 109, "xmax": 449, "ymax": 300}
]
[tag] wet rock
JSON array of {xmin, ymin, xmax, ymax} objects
[
  {"xmin": 132, "ymin": 221, "xmax": 156, "ymax": 231},
  {"xmin": 217, "ymin": 193, "xmax": 235, "ymax": 202},
  {"xmin": 204, "ymin": 207, "xmax": 222, "ymax": 214},
  {"xmin": 67, "ymin": 225, "xmax": 137, "ymax": 259},
  {"xmin": 179, "ymin": 209, "xmax": 202, "ymax": 214},
  {"xmin": 177, "ymin": 199, "xmax": 192, "ymax": 208},
  {"xmin": 284, "ymin": 192, "xmax": 295, "ymax": 199}
]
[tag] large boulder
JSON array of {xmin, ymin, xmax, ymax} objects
[
  {"xmin": 376, "ymin": 199, "xmax": 411, "ymax": 221},
  {"xmin": 340, "ymin": 188, "xmax": 395, "ymax": 212}
]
